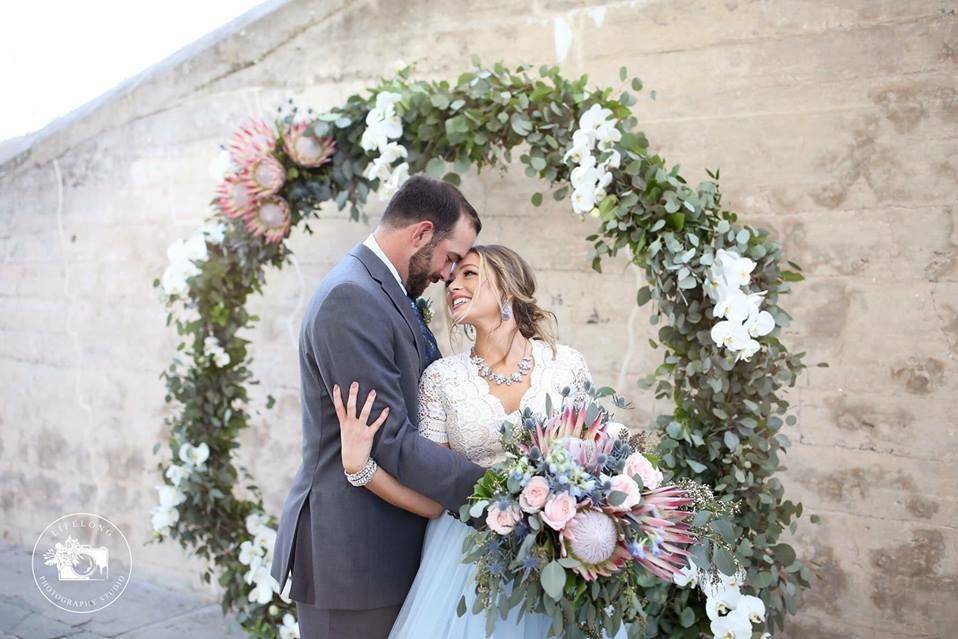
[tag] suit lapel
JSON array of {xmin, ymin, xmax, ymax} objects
[{"xmin": 349, "ymin": 243, "xmax": 425, "ymax": 368}]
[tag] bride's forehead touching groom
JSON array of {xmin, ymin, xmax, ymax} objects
[{"xmin": 269, "ymin": 175, "xmax": 488, "ymax": 638}]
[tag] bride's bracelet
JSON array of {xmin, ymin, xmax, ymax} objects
[{"xmin": 344, "ymin": 458, "xmax": 378, "ymax": 487}]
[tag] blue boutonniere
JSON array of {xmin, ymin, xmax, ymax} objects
[{"xmin": 414, "ymin": 297, "xmax": 433, "ymax": 325}]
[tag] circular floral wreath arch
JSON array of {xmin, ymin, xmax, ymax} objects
[{"xmin": 151, "ymin": 60, "xmax": 814, "ymax": 639}]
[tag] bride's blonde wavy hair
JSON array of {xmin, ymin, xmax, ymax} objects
[{"xmin": 445, "ymin": 244, "xmax": 558, "ymax": 355}]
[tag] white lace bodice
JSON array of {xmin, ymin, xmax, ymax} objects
[{"xmin": 417, "ymin": 339, "xmax": 593, "ymax": 467}]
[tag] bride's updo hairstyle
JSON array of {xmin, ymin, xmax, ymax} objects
[{"xmin": 456, "ymin": 244, "xmax": 558, "ymax": 354}]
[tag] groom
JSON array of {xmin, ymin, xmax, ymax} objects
[{"xmin": 270, "ymin": 175, "xmax": 486, "ymax": 638}]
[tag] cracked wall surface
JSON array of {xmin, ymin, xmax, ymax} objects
[{"xmin": 1, "ymin": 1, "xmax": 956, "ymax": 636}]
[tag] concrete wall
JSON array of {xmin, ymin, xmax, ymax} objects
[{"xmin": 1, "ymin": 1, "xmax": 955, "ymax": 636}]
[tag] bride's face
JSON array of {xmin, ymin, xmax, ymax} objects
[{"xmin": 445, "ymin": 252, "xmax": 500, "ymax": 325}]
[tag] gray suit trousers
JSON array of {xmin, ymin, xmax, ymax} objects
[{"xmin": 295, "ymin": 601, "xmax": 401, "ymax": 639}]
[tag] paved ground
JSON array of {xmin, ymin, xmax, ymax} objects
[{"xmin": 0, "ymin": 543, "xmax": 245, "ymax": 639}]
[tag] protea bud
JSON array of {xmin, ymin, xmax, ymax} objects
[
  {"xmin": 244, "ymin": 195, "xmax": 291, "ymax": 244},
  {"xmin": 283, "ymin": 121, "xmax": 336, "ymax": 168},
  {"xmin": 241, "ymin": 154, "xmax": 286, "ymax": 198},
  {"xmin": 216, "ymin": 175, "xmax": 256, "ymax": 219}
]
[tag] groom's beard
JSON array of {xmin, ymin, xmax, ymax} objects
[{"xmin": 405, "ymin": 241, "xmax": 437, "ymax": 299}]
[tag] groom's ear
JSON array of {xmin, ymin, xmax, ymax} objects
[{"xmin": 409, "ymin": 220, "xmax": 435, "ymax": 249}]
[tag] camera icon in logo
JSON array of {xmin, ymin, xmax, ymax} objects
[{"xmin": 42, "ymin": 535, "xmax": 109, "ymax": 581}]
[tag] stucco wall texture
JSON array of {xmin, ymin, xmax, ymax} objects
[{"xmin": 1, "ymin": 1, "xmax": 955, "ymax": 637}]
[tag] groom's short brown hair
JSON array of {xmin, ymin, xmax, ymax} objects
[{"xmin": 382, "ymin": 175, "xmax": 481, "ymax": 238}]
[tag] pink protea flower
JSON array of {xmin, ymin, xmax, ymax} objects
[
  {"xmin": 216, "ymin": 175, "xmax": 256, "ymax": 219},
  {"xmin": 560, "ymin": 509, "xmax": 629, "ymax": 581},
  {"xmin": 283, "ymin": 121, "xmax": 336, "ymax": 168},
  {"xmin": 241, "ymin": 154, "xmax": 286, "ymax": 198},
  {"xmin": 228, "ymin": 118, "xmax": 277, "ymax": 165},
  {"xmin": 528, "ymin": 402, "xmax": 606, "ymax": 457},
  {"xmin": 628, "ymin": 485, "xmax": 697, "ymax": 581},
  {"xmin": 243, "ymin": 195, "xmax": 291, "ymax": 243}
]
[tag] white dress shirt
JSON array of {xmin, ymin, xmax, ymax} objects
[{"xmin": 362, "ymin": 234, "xmax": 407, "ymax": 295}]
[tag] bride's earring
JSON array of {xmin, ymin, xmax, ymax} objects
[{"xmin": 501, "ymin": 300, "xmax": 513, "ymax": 321}]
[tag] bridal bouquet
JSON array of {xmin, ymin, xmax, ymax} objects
[{"xmin": 459, "ymin": 389, "xmax": 714, "ymax": 638}]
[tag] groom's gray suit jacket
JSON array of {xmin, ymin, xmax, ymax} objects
[{"xmin": 270, "ymin": 242, "xmax": 485, "ymax": 610}]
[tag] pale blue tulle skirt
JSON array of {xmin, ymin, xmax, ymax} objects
[{"xmin": 388, "ymin": 512, "xmax": 628, "ymax": 639}]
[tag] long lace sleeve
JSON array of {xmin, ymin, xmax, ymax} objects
[
  {"xmin": 417, "ymin": 364, "xmax": 448, "ymax": 444},
  {"xmin": 567, "ymin": 346, "xmax": 594, "ymax": 405}
]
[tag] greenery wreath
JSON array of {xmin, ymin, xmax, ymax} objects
[{"xmin": 150, "ymin": 59, "xmax": 816, "ymax": 638}]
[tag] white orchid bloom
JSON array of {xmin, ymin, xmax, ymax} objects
[
  {"xmin": 734, "ymin": 337, "xmax": 762, "ymax": 362},
  {"xmin": 597, "ymin": 169, "xmax": 613, "ymax": 190},
  {"xmin": 714, "ymin": 289, "xmax": 757, "ymax": 324},
  {"xmin": 745, "ymin": 308, "xmax": 775, "ymax": 337},
  {"xmin": 361, "ymin": 117, "xmax": 393, "ymax": 152},
  {"xmin": 182, "ymin": 233, "xmax": 209, "ymax": 262},
  {"xmin": 563, "ymin": 143, "xmax": 591, "ymax": 165},
  {"xmin": 196, "ymin": 221, "xmax": 226, "ymax": 245},
  {"xmin": 710, "ymin": 608, "xmax": 753, "ymax": 639},
  {"xmin": 160, "ymin": 264, "xmax": 192, "ymax": 297},
  {"xmin": 378, "ymin": 161, "xmax": 410, "ymax": 200},
  {"xmin": 673, "ymin": 561, "xmax": 699, "ymax": 588},
  {"xmin": 579, "ymin": 103, "xmax": 613, "ymax": 131},
  {"xmin": 570, "ymin": 163, "xmax": 600, "ymax": 191},
  {"xmin": 254, "ymin": 526, "xmax": 277, "ymax": 551},
  {"xmin": 595, "ymin": 121, "xmax": 622, "ymax": 147},
  {"xmin": 178, "ymin": 442, "xmax": 210, "ymax": 468},
  {"xmin": 705, "ymin": 582, "xmax": 743, "ymax": 620},
  {"xmin": 378, "ymin": 141, "xmax": 408, "ymax": 164},
  {"xmin": 238, "ymin": 540, "xmax": 260, "ymax": 566},
  {"xmin": 362, "ymin": 156, "xmax": 393, "ymax": 182},
  {"xmin": 719, "ymin": 567, "xmax": 748, "ymax": 588},
  {"xmin": 156, "ymin": 485, "xmax": 187, "ymax": 509},
  {"xmin": 374, "ymin": 91, "xmax": 402, "ymax": 112},
  {"xmin": 600, "ymin": 149, "xmax": 621, "ymax": 170},
  {"xmin": 571, "ymin": 128, "xmax": 596, "ymax": 151},
  {"xmin": 710, "ymin": 319, "xmax": 751, "ymax": 351},
  {"xmin": 246, "ymin": 512, "xmax": 269, "ymax": 535},
  {"xmin": 715, "ymin": 249, "xmax": 756, "ymax": 288},
  {"xmin": 571, "ymin": 187, "xmax": 597, "ymax": 214},
  {"xmin": 247, "ymin": 567, "xmax": 276, "ymax": 604},
  {"xmin": 150, "ymin": 504, "xmax": 179, "ymax": 533},
  {"xmin": 737, "ymin": 594, "xmax": 766, "ymax": 624},
  {"xmin": 279, "ymin": 613, "xmax": 300, "ymax": 639},
  {"xmin": 165, "ymin": 464, "xmax": 189, "ymax": 487}
]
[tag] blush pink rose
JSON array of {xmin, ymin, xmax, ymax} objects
[
  {"xmin": 486, "ymin": 502, "xmax": 522, "ymax": 535},
  {"xmin": 519, "ymin": 477, "xmax": 551, "ymax": 513},
  {"xmin": 608, "ymin": 474, "xmax": 641, "ymax": 511},
  {"xmin": 624, "ymin": 452, "xmax": 663, "ymax": 490},
  {"xmin": 541, "ymin": 493, "xmax": 578, "ymax": 531}
]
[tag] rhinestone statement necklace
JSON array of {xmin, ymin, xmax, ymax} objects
[{"xmin": 470, "ymin": 345, "xmax": 533, "ymax": 386}]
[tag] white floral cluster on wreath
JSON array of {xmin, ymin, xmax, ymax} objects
[
  {"xmin": 562, "ymin": 103, "xmax": 622, "ymax": 217},
  {"xmin": 150, "ymin": 442, "xmax": 210, "ymax": 535},
  {"xmin": 674, "ymin": 559, "xmax": 769, "ymax": 639},
  {"xmin": 239, "ymin": 513, "xmax": 300, "ymax": 638},
  {"xmin": 203, "ymin": 335, "xmax": 231, "ymax": 367},
  {"xmin": 706, "ymin": 249, "xmax": 775, "ymax": 362},
  {"xmin": 160, "ymin": 221, "xmax": 225, "ymax": 298},
  {"xmin": 361, "ymin": 91, "xmax": 410, "ymax": 201}
]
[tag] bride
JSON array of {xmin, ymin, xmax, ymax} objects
[{"xmin": 333, "ymin": 244, "xmax": 627, "ymax": 638}]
